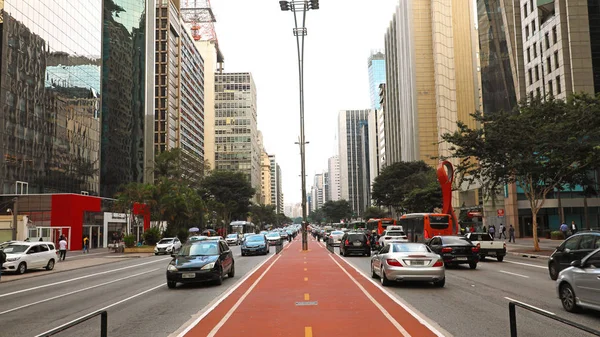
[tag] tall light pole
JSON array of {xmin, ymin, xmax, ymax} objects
[{"xmin": 279, "ymin": 0, "xmax": 319, "ymax": 251}]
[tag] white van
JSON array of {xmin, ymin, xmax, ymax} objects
[{"xmin": 1, "ymin": 241, "xmax": 57, "ymax": 274}]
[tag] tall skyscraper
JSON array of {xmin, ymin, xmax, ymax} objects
[
  {"xmin": 310, "ymin": 173, "xmax": 324, "ymax": 211},
  {"xmin": 276, "ymin": 164, "xmax": 283, "ymax": 214},
  {"xmin": 338, "ymin": 110, "xmax": 371, "ymax": 217},
  {"xmin": 257, "ymin": 131, "xmax": 272, "ymax": 205},
  {"xmin": 368, "ymin": 51, "xmax": 386, "ymax": 110},
  {"xmin": 214, "ymin": 73, "xmax": 261, "ymax": 200},
  {"xmin": 269, "ymin": 155, "xmax": 284, "ymax": 214},
  {"xmin": 323, "ymin": 172, "xmax": 330, "ymax": 203},
  {"xmin": 327, "ymin": 156, "xmax": 341, "ymax": 202}
]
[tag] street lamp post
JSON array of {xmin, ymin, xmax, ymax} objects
[{"xmin": 279, "ymin": 0, "xmax": 319, "ymax": 251}]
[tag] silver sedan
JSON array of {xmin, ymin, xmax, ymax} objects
[{"xmin": 371, "ymin": 242, "xmax": 445, "ymax": 287}]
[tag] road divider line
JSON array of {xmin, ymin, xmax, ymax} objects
[
  {"xmin": 304, "ymin": 293, "xmax": 310, "ymax": 301},
  {"xmin": 504, "ymin": 260, "xmax": 547, "ymax": 269},
  {"xmin": 304, "ymin": 277, "xmax": 308, "ymax": 281},
  {"xmin": 328, "ymin": 255, "xmax": 410, "ymax": 336},
  {"xmin": 0, "ymin": 257, "xmax": 171, "ymax": 299},
  {"xmin": 35, "ymin": 283, "xmax": 165, "ymax": 337},
  {"xmin": 305, "ymin": 326, "xmax": 313, "ymax": 337},
  {"xmin": 504, "ymin": 297, "xmax": 555, "ymax": 315},
  {"xmin": 0, "ymin": 269, "xmax": 158, "ymax": 315},
  {"xmin": 499, "ymin": 270, "xmax": 530, "ymax": 278},
  {"xmin": 334, "ymin": 254, "xmax": 448, "ymax": 337},
  {"xmin": 174, "ymin": 251, "xmax": 278, "ymax": 337},
  {"xmin": 206, "ymin": 254, "xmax": 282, "ymax": 337}
]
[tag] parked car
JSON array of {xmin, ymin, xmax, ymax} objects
[
  {"xmin": 1, "ymin": 241, "xmax": 57, "ymax": 274},
  {"xmin": 339, "ymin": 232, "xmax": 371, "ymax": 257},
  {"xmin": 371, "ymin": 242, "xmax": 445, "ymax": 287},
  {"xmin": 154, "ymin": 237, "xmax": 182, "ymax": 255},
  {"xmin": 241, "ymin": 234, "xmax": 269, "ymax": 256},
  {"xmin": 556, "ymin": 247, "xmax": 600, "ymax": 312},
  {"xmin": 427, "ymin": 236, "xmax": 479, "ymax": 269},
  {"xmin": 166, "ymin": 238, "xmax": 234, "ymax": 288},
  {"xmin": 226, "ymin": 233, "xmax": 241, "ymax": 246},
  {"xmin": 465, "ymin": 232, "xmax": 506, "ymax": 262},
  {"xmin": 548, "ymin": 231, "xmax": 600, "ymax": 280}
]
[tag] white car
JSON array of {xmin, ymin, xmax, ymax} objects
[
  {"xmin": 226, "ymin": 233, "xmax": 241, "ymax": 245},
  {"xmin": 2, "ymin": 241, "xmax": 57, "ymax": 274},
  {"xmin": 328, "ymin": 230, "xmax": 345, "ymax": 246},
  {"xmin": 379, "ymin": 230, "xmax": 409, "ymax": 246},
  {"xmin": 154, "ymin": 237, "xmax": 182, "ymax": 255},
  {"xmin": 265, "ymin": 232, "xmax": 281, "ymax": 246}
]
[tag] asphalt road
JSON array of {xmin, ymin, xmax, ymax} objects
[
  {"xmin": 335, "ymin": 245, "xmax": 600, "ymax": 337},
  {"xmin": 0, "ymin": 244, "xmax": 277, "ymax": 337}
]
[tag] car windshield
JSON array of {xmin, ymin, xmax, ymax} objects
[
  {"xmin": 267, "ymin": 233, "xmax": 279, "ymax": 237},
  {"xmin": 227, "ymin": 234, "xmax": 238, "ymax": 238},
  {"xmin": 3, "ymin": 244, "xmax": 29, "ymax": 253},
  {"xmin": 332, "ymin": 231, "xmax": 344, "ymax": 235},
  {"xmin": 387, "ymin": 231, "xmax": 406, "ymax": 237},
  {"xmin": 392, "ymin": 243, "xmax": 429, "ymax": 253},
  {"xmin": 442, "ymin": 236, "xmax": 471, "ymax": 245},
  {"xmin": 247, "ymin": 235, "xmax": 265, "ymax": 242},
  {"xmin": 469, "ymin": 233, "xmax": 492, "ymax": 241},
  {"xmin": 158, "ymin": 239, "xmax": 173, "ymax": 244},
  {"xmin": 179, "ymin": 242, "xmax": 219, "ymax": 256}
]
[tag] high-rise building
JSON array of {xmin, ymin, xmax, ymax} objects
[
  {"xmin": 377, "ymin": 84, "xmax": 387, "ymax": 172},
  {"xmin": 327, "ymin": 156, "xmax": 341, "ymax": 202},
  {"xmin": 276, "ymin": 164, "xmax": 283, "ymax": 214},
  {"xmin": 366, "ymin": 109, "xmax": 379, "ymax": 205},
  {"xmin": 260, "ymin": 151, "xmax": 272, "ymax": 205},
  {"xmin": 338, "ymin": 109, "xmax": 371, "ymax": 217},
  {"xmin": 323, "ymin": 172, "xmax": 330, "ymax": 203},
  {"xmin": 101, "ymin": 0, "xmax": 155, "ymax": 197},
  {"xmin": 368, "ymin": 51, "xmax": 386, "ymax": 110},
  {"xmin": 214, "ymin": 72, "xmax": 261, "ymax": 201},
  {"xmin": 0, "ymin": 1, "xmax": 104, "ymax": 195},
  {"xmin": 311, "ymin": 173, "xmax": 324, "ymax": 211},
  {"xmin": 269, "ymin": 155, "xmax": 284, "ymax": 214}
]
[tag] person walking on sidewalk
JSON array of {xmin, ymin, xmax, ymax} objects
[
  {"xmin": 83, "ymin": 236, "xmax": 89, "ymax": 254},
  {"xmin": 560, "ymin": 222, "xmax": 569, "ymax": 238},
  {"xmin": 58, "ymin": 237, "xmax": 68, "ymax": 261},
  {"xmin": 571, "ymin": 221, "xmax": 578, "ymax": 235},
  {"xmin": 489, "ymin": 224, "xmax": 496, "ymax": 239},
  {"xmin": 499, "ymin": 224, "xmax": 507, "ymax": 239},
  {"xmin": 508, "ymin": 225, "xmax": 516, "ymax": 243}
]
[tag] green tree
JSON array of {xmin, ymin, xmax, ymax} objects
[
  {"xmin": 321, "ymin": 200, "xmax": 352, "ymax": 223},
  {"xmin": 248, "ymin": 204, "xmax": 277, "ymax": 230},
  {"xmin": 308, "ymin": 208, "xmax": 326, "ymax": 224},
  {"xmin": 362, "ymin": 206, "xmax": 388, "ymax": 219},
  {"xmin": 403, "ymin": 178, "xmax": 443, "ymax": 213},
  {"xmin": 441, "ymin": 94, "xmax": 600, "ymax": 251}
]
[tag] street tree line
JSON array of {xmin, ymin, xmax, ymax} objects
[{"xmin": 113, "ymin": 149, "xmax": 290, "ymax": 240}]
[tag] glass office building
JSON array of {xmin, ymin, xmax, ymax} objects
[
  {"xmin": 368, "ymin": 51, "xmax": 386, "ymax": 110},
  {"xmin": 0, "ymin": 1, "xmax": 102, "ymax": 195}
]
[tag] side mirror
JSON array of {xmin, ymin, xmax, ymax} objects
[
  {"xmin": 570, "ymin": 260, "xmax": 582, "ymax": 268},
  {"xmin": 555, "ymin": 246, "xmax": 562, "ymax": 251}
]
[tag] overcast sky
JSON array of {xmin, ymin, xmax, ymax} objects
[{"xmin": 212, "ymin": 0, "xmax": 398, "ymax": 205}]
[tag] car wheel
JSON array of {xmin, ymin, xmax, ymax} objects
[
  {"xmin": 549, "ymin": 262, "xmax": 559, "ymax": 280},
  {"xmin": 364, "ymin": 250, "xmax": 371, "ymax": 257},
  {"xmin": 167, "ymin": 281, "xmax": 177, "ymax": 289},
  {"xmin": 560, "ymin": 283, "xmax": 580, "ymax": 312},
  {"xmin": 340, "ymin": 249, "xmax": 345, "ymax": 257},
  {"xmin": 241, "ymin": 251, "xmax": 245, "ymax": 256},
  {"xmin": 371, "ymin": 263, "xmax": 378, "ymax": 279},
  {"xmin": 17, "ymin": 262, "xmax": 27, "ymax": 274},
  {"xmin": 215, "ymin": 269, "xmax": 223, "ymax": 285},
  {"xmin": 469, "ymin": 262, "xmax": 477, "ymax": 269},
  {"xmin": 479, "ymin": 255, "xmax": 486, "ymax": 261},
  {"xmin": 228, "ymin": 263, "xmax": 235, "ymax": 278},
  {"xmin": 154, "ymin": 253, "xmax": 158, "ymax": 256},
  {"xmin": 433, "ymin": 278, "xmax": 445, "ymax": 288},
  {"xmin": 46, "ymin": 259, "xmax": 55, "ymax": 271},
  {"xmin": 380, "ymin": 267, "xmax": 391, "ymax": 286},
  {"xmin": 497, "ymin": 255, "xmax": 504, "ymax": 262}
]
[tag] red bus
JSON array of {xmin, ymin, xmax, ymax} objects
[
  {"xmin": 366, "ymin": 218, "xmax": 397, "ymax": 235},
  {"xmin": 399, "ymin": 213, "xmax": 453, "ymax": 242}
]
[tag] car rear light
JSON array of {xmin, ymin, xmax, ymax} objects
[
  {"xmin": 441, "ymin": 247, "xmax": 452, "ymax": 253},
  {"xmin": 386, "ymin": 259, "xmax": 403, "ymax": 267},
  {"xmin": 472, "ymin": 243, "xmax": 480, "ymax": 253},
  {"xmin": 432, "ymin": 260, "xmax": 444, "ymax": 267},
  {"xmin": 366, "ymin": 240, "xmax": 370, "ymax": 246},
  {"xmin": 345, "ymin": 239, "xmax": 350, "ymax": 246}
]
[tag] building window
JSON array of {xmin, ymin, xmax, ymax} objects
[
  {"xmin": 533, "ymin": 43, "xmax": 538, "ymax": 57},
  {"xmin": 552, "ymin": 26, "xmax": 557, "ymax": 44},
  {"xmin": 532, "ymin": 20, "xmax": 536, "ymax": 34},
  {"xmin": 527, "ymin": 47, "xmax": 531, "ymax": 63},
  {"xmin": 530, "ymin": 0, "xmax": 534, "ymax": 12},
  {"xmin": 547, "ymin": 57, "xmax": 552, "ymax": 74},
  {"xmin": 548, "ymin": 80, "xmax": 553, "ymax": 96},
  {"xmin": 545, "ymin": 33, "xmax": 550, "ymax": 50},
  {"xmin": 536, "ymin": 87, "xmax": 541, "ymax": 97},
  {"xmin": 556, "ymin": 76, "xmax": 562, "ymax": 94},
  {"xmin": 525, "ymin": 25, "xmax": 529, "ymax": 38},
  {"xmin": 524, "ymin": 3, "xmax": 528, "ymax": 17},
  {"xmin": 528, "ymin": 68, "xmax": 533, "ymax": 85},
  {"xmin": 535, "ymin": 65, "xmax": 539, "ymax": 81},
  {"xmin": 554, "ymin": 51, "xmax": 559, "ymax": 69}
]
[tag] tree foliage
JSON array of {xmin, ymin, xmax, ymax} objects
[
  {"xmin": 362, "ymin": 206, "xmax": 388, "ymax": 219},
  {"xmin": 371, "ymin": 161, "xmax": 441, "ymax": 213},
  {"xmin": 308, "ymin": 208, "xmax": 326, "ymax": 224},
  {"xmin": 199, "ymin": 170, "xmax": 255, "ymax": 229},
  {"xmin": 441, "ymin": 93, "xmax": 600, "ymax": 251},
  {"xmin": 321, "ymin": 200, "xmax": 352, "ymax": 223}
]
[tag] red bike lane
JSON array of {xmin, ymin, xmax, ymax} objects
[{"xmin": 182, "ymin": 238, "xmax": 443, "ymax": 337}]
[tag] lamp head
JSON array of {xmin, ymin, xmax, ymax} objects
[
  {"xmin": 279, "ymin": 1, "xmax": 291, "ymax": 11},
  {"xmin": 309, "ymin": 0, "xmax": 319, "ymax": 9}
]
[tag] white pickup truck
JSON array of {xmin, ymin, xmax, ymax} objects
[{"xmin": 465, "ymin": 232, "xmax": 506, "ymax": 262}]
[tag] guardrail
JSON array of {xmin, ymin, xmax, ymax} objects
[
  {"xmin": 275, "ymin": 241, "xmax": 283, "ymax": 254},
  {"xmin": 508, "ymin": 301, "xmax": 600, "ymax": 337},
  {"xmin": 326, "ymin": 240, "xmax": 335, "ymax": 254},
  {"xmin": 36, "ymin": 310, "xmax": 107, "ymax": 337}
]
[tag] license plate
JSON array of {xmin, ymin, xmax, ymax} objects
[
  {"xmin": 456, "ymin": 257, "xmax": 468, "ymax": 261},
  {"xmin": 182, "ymin": 273, "xmax": 196, "ymax": 279},
  {"xmin": 411, "ymin": 260, "xmax": 425, "ymax": 266},
  {"xmin": 353, "ymin": 242, "xmax": 362, "ymax": 246}
]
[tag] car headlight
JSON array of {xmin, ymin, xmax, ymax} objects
[
  {"xmin": 166, "ymin": 246, "xmax": 173, "ymax": 251},
  {"xmin": 167, "ymin": 264, "xmax": 178, "ymax": 272},
  {"xmin": 6, "ymin": 257, "xmax": 20, "ymax": 262},
  {"xmin": 201, "ymin": 262, "xmax": 216, "ymax": 270}
]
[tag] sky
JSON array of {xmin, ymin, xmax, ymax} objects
[{"xmin": 211, "ymin": 0, "xmax": 399, "ymax": 205}]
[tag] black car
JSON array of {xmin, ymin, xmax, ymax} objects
[
  {"xmin": 548, "ymin": 231, "xmax": 600, "ymax": 280},
  {"xmin": 428, "ymin": 235, "xmax": 479, "ymax": 269},
  {"xmin": 166, "ymin": 239, "xmax": 234, "ymax": 288},
  {"xmin": 339, "ymin": 232, "xmax": 371, "ymax": 257},
  {"xmin": 241, "ymin": 234, "xmax": 269, "ymax": 256}
]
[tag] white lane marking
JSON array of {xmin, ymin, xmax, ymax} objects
[
  {"xmin": 499, "ymin": 270, "xmax": 530, "ymax": 278},
  {"xmin": 504, "ymin": 260, "xmax": 547, "ymax": 269},
  {"xmin": 0, "ymin": 269, "xmax": 158, "ymax": 315},
  {"xmin": 504, "ymin": 297, "xmax": 555, "ymax": 315},
  {"xmin": 334, "ymin": 255, "xmax": 448, "ymax": 337},
  {"xmin": 35, "ymin": 283, "xmax": 166, "ymax": 337},
  {"xmin": 205, "ymin": 254, "xmax": 282, "ymax": 337},
  {"xmin": 329, "ymin": 255, "xmax": 411, "ymax": 336},
  {"xmin": 64, "ymin": 252, "xmax": 106, "ymax": 259},
  {"xmin": 174, "ymin": 252, "xmax": 278, "ymax": 337},
  {"xmin": 0, "ymin": 257, "xmax": 171, "ymax": 298}
]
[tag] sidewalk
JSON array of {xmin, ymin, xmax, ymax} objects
[
  {"xmin": 505, "ymin": 237, "xmax": 560, "ymax": 258},
  {"xmin": 180, "ymin": 238, "xmax": 444, "ymax": 337}
]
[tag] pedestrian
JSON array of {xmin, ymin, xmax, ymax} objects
[
  {"xmin": 59, "ymin": 237, "xmax": 68, "ymax": 261},
  {"xmin": 83, "ymin": 236, "xmax": 89, "ymax": 254},
  {"xmin": 560, "ymin": 222, "xmax": 568, "ymax": 238},
  {"xmin": 499, "ymin": 224, "xmax": 506, "ymax": 239},
  {"xmin": 508, "ymin": 225, "xmax": 516, "ymax": 243},
  {"xmin": 571, "ymin": 221, "xmax": 578, "ymax": 235},
  {"xmin": 0, "ymin": 248, "xmax": 6, "ymax": 281},
  {"xmin": 482, "ymin": 225, "xmax": 487, "ymax": 234},
  {"xmin": 489, "ymin": 224, "xmax": 496, "ymax": 239}
]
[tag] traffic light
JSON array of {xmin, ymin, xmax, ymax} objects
[{"xmin": 309, "ymin": 0, "xmax": 319, "ymax": 9}]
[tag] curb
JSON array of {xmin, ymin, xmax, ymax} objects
[{"xmin": 507, "ymin": 251, "xmax": 550, "ymax": 259}]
